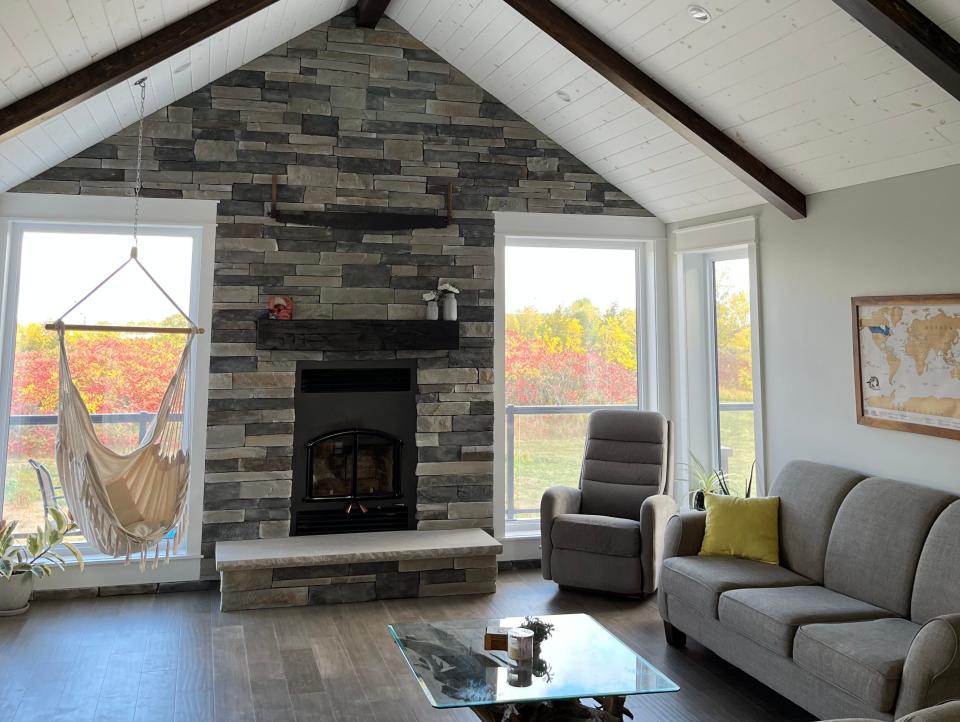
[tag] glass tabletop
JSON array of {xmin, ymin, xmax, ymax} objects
[{"xmin": 387, "ymin": 613, "xmax": 679, "ymax": 709}]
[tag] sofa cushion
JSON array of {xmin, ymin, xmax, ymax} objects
[
  {"xmin": 769, "ymin": 460, "xmax": 866, "ymax": 583},
  {"xmin": 660, "ymin": 556, "xmax": 813, "ymax": 618},
  {"xmin": 794, "ymin": 618, "xmax": 920, "ymax": 713},
  {"xmin": 700, "ymin": 493, "xmax": 780, "ymax": 564},
  {"xmin": 911, "ymin": 500, "xmax": 960, "ymax": 624},
  {"xmin": 899, "ymin": 701, "xmax": 960, "ymax": 722},
  {"xmin": 719, "ymin": 585, "xmax": 897, "ymax": 657},
  {"xmin": 551, "ymin": 514, "xmax": 641, "ymax": 557},
  {"xmin": 824, "ymin": 478, "xmax": 955, "ymax": 617}
]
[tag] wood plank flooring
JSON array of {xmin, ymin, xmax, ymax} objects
[{"xmin": 0, "ymin": 569, "xmax": 813, "ymax": 722}]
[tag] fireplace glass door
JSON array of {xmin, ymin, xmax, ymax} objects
[{"xmin": 306, "ymin": 429, "xmax": 402, "ymax": 501}]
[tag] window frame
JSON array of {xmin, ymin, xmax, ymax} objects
[
  {"xmin": 493, "ymin": 212, "xmax": 668, "ymax": 543},
  {"xmin": 672, "ymin": 217, "xmax": 765, "ymax": 504},
  {"xmin": 0, "ymin": 192, "xmax": 216, "ymax": 586}
]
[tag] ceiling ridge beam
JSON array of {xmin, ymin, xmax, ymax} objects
[
  {"xmin": 0, "ymin": 0, "xmax": 284, "ymax": 144},
  {"xmin": 833, "ymin": 0, "xmax": 960, "ymax": 103},
  {"xmin": 356, "ymin": 0, "xmax": 392, "ymax": 28},
  {"xmin": 501, "ymin": 0, "xmax": 807, "ymax": 219}
]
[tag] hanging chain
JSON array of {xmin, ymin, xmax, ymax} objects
[{"xmin": 132, "ymin": 77, "xmax": 147, "ymax": 257}]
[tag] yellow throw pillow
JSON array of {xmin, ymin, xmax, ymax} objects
[{"xmin": 699, "ymin": 494, "xmax": 780, "ymax": 565}]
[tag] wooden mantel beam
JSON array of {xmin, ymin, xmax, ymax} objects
[
  {"xmin": 833, "ymin": 0, "xmax": 960, "ymax": 103},
  {"xmin": 501, "ymin": 0, "xmax": 807, "ymax": 219},
  {"xmin": 0, "ymin": 0, "xmax": 283, "ymax": 144},
  {"xmin": 356, "ymin": 0, "xmax": 392, "ymax": 28}
]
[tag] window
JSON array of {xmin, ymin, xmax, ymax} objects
[
  {"xmin": 503, "ymin": 244, "xmax": 643, "ymax": 525},
  {"xmin": 674, "ymin": 217, "xmax": 764, "ymax": 503},
  {"xmin": 0, "ymin": 214, "xmax": 210, "ymax": 563},
  {"xmin": 493, "ymin": 212, "xmax": 667, "ymax": 542},
  {"xmin": 709, "ymin": 254, "xmax": 755, "ymax": 494}
]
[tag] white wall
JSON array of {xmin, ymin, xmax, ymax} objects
[{"xmin": 670, "ymin": 164, "xmax": 960, "ymax": 494}]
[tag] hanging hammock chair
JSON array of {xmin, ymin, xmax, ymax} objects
[
  {"xmin": 55, "ymin": 323, "xmax": 194, "ymax": 566},
  {"xmin": 46, "ymin": 78, "xmax": 204, "ymax": 568}
]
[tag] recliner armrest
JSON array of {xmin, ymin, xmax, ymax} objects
[
  {"xmin": 639, "ymin": 494, "xmax": 678, "ymax": 593},
  {"xmin": 540, "ymin": 486, "xmax": 582, "ymax": 580},
  {"xmin": 663, "ymin": 510, "xmax": 707, "ymax": 559},
  {"xmin": 896, "ymin": 613, "xmax": 960, "ymax": 719}
]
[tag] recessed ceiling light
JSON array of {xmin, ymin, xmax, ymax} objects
[
  {"xmin": 687, "ymin": 4, "xmax": 712, "ymax": 23},
  {"xmin": 556, "ymin": 90, "xmax": 571, "ymax": 103}
]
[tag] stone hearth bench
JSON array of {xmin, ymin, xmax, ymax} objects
[{"xmin": 215, "ymin": 529, "xmax": 503, "ymax": 611}]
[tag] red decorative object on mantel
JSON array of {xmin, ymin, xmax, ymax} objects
[{"xmin": 268, "ymin": 296, "xmax": 294, "ymax": 320}]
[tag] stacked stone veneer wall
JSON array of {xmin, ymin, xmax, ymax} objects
[{"xmin": 15, "ymin": 12, "xmax": 650, "ymax": 577}]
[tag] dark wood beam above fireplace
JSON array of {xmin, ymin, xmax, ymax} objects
[
  {"xmin": 356, "ymin": 0, "xmax": 392, "ymax": 28},
  {"xmin": 0, "ymin": 0, "xmax": 284, "ymax": 143},
  {"xmin": 833, "ymin": 0, "xmax": 960, "ymax": 103},
  {"xmin": 501, "ymin": 0, "xmax": 808, "ymax": 219},
  {"xmin": 257, "ymin": 320, "xmax": 460, "ymax": 352}
]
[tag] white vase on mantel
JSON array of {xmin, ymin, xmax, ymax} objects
[
  {"xmin": 442, "ymin": 293, "xmax": 457, "ymax": 321},
  {"xmin": 425, "ymin": 300, "xmax": 439, "ymax": 320}
]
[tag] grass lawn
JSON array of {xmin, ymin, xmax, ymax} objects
[{"xmin": 508, "ymin": 410, "xmax": 757, "ymax": 517}]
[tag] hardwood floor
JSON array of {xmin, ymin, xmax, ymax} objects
[{"xmin": 0, "ymin": 569, "xmax": 813, "ymax": 722}]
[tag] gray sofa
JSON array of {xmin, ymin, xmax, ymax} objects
[
  {"xmin": 659, "ymin": 461, "xmax": 960, "ymax": 721},
  {"xmin": 541, "ymin": 409, "xmax": 676, "ymax": 595},
  {"xmin": 827, "ymin": 700, "xmax": 960, "ymax": 722}
]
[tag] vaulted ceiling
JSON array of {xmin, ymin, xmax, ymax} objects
[{"xmin": 1, "ymin": 0, "xmax": 959, "ymax": 222}]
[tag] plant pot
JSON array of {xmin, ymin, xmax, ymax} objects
[
  {"xmin": 0, "ymin": 572, "xmax": 33, "ymax": 616},
  {"xmin": 442, "ymin": 293, "xmax": 458, "ymax": 321},
  {"xmin": 693, "ymin": 490, "xmax": 705, "ymax": 511},
  {"xmin": 425, "ymin": 299, "xmax": 439, "ymax": 320}
]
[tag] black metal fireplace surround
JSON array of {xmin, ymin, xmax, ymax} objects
[{"xmin": 291, "ymin": 360, "xmax": 418, "ymax": 535}]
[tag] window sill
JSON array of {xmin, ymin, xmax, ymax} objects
[{"xmin": 503, "ymin": 518, "xmax": 540, "ymax": 541}]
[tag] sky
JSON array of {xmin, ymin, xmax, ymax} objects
[
  {"xmin": 505, "ymin": 246, "xmax": 638, "ymax": 313},
  {"xmin": 16, "ymin": 231, "xmax": 193, "ymax": 324}
]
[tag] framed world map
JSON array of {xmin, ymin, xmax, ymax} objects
[{"xmin": 852, "ymin": 294, "xmax": 960, "ymax": 440}]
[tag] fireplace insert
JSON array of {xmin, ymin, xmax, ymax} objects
[
  {"xmin": 305, "ymin": 428, "xmax": 403, "ymax": 504},
  {"xmin": 291, "ymin": 360, "xmax": 418, "ymax": 535}
]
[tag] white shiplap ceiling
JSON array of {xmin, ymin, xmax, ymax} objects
[{"xmin": 1, "ymin": 0, "xmax": 960, "ymax": 222}]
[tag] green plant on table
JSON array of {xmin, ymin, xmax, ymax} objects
[{"xmin": 0, "ymin": 507, "xmax": 84, "ymax": 579}]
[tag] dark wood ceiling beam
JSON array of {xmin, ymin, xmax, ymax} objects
[
  {"xmin": 0, "ymin": 0, "xmax": 283, "ymax": 143},
  {"xmin": 356, "ymin": 0, "xmax": 392, "ymax": 28},
  {"xmin": 833, "ymin": 0, "xmax": 960, "ymax": 102},
  {"xmin": 501, "ymin": 0, "xmax": 807, "ymax": 219}
]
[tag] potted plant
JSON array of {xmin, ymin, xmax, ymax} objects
[
  {"xmin": 422, "ymin": 290, "xmax": 439, "ymax": 320},
  {"xmin": 0, "ymin": 508, "xmax": 84, "ymax": 616},
  {"xmin": 682, "ymin": 456, "xmax": 756, "ymax": 510},
  {"xmin": 438, "ymin": 283, "xmax": 460, "ymax": 320}
]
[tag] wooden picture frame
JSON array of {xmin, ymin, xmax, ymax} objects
[{"xmin": 852, "ymin": 294, "xmax": 960, "ymax": 441}]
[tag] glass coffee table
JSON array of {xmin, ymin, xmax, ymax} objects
[{"xmin": 388, "ymin": 613, "xmax": 678, "ymax": 721}]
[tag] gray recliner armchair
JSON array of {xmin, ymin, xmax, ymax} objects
[{"xmin": 540, "ymin": 409, "xmax": 676, "ymax": 595}]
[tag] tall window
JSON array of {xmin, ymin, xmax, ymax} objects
[
  {"xmin": 0, "ymin": 224, "xmax": 198, "ymax": 544},
  {"xmin": 675, "ymin": 225, "xmax": 763, "ymax": 503},
  {"xmin": 710, "ymin": 255, "xmax": 755, "ymax": 494},
  {"xmin": 503, "ymin": 243, "xmax": 643, "ymax": 526}
]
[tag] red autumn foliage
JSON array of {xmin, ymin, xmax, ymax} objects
[{"xmin": 8, "ymin": 324, "xmax": 186, "ymax": 458}]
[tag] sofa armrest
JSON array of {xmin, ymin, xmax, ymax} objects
[
  {"xmin": 639, "ymin": 494, "xmax": 678, "ymax": 594},
  {"xmin": 895, "ymin": 613, "xmax": 960, "ymax": 719},
  {"xmin": 540, "ymin": 486, "xmax": 581, "ymax": 580},
  {"xmin": 663, "ymin": 510, "xmax": 707, "ymax": 560}
]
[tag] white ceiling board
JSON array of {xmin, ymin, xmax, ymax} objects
[
  {"xmin": 0, "ymin": 0, "xmax": 352, "ymax": 191},
  {"xmin": 546, "ymin": 0, "xmax": 960, "ymax": 218},
  {"xmin": 3, "ymin": 0, "xmax": 960, "ymax": 223}
]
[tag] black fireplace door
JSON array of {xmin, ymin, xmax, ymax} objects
[{"xmin": 305, "ymin": 428, "xmax": 404, "ymax": 501}]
